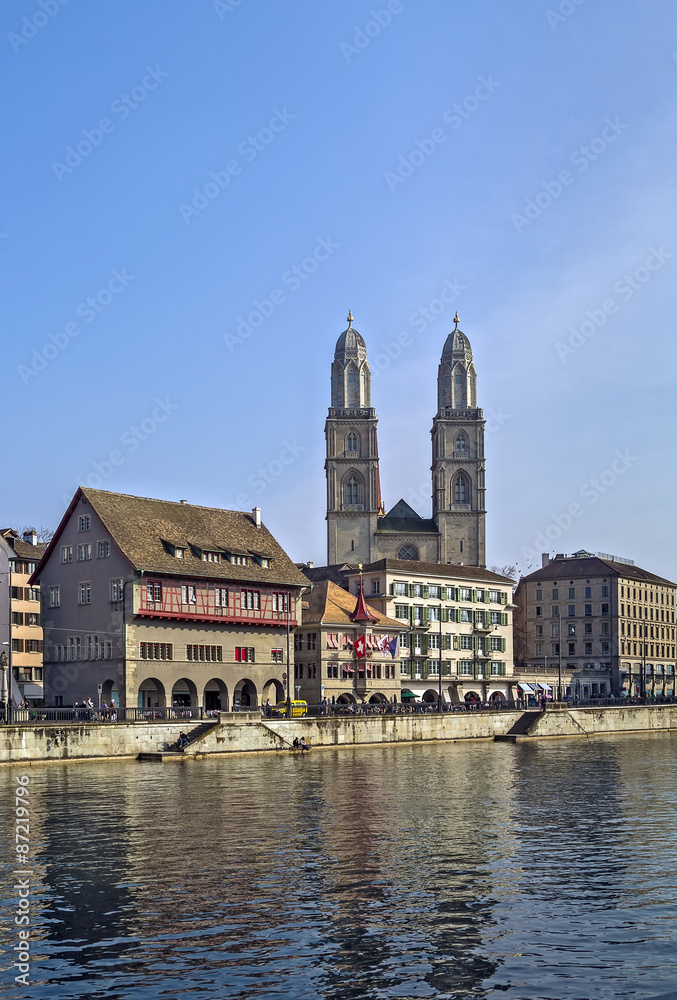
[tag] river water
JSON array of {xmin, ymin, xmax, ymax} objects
[{"xmin": 1, "ymin": 734, "xmax": 677, "ymax": 1000}]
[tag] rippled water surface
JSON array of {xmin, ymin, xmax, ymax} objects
[{"xmin": 2, "ymin": 735, "xmax": 677, "ymax": 1000}]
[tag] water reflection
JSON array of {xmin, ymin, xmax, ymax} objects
[{"xmin": 0, "ymin": 735, "xmax": 677, "ymax": 999}]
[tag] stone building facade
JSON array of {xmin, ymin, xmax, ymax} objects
[
  {"xmin": 1, "ymin": 528, "xmax": 47, "ymax": 702},
  {"xmin": 342, "ymin": 559, "xmax": 514, "ymax": 705},
  {"xmin": 513, "ymin": 550, "xmax": 677, "ymax": 699},
  {"xmin": 31, "ymin": 488, "xmax": 309, "ymax": 712},
  {"xmin": 293, "ymin": 579, "xmax": 404, "ymax": 706},
  {"xmin": 325, "ymin": 312, "xmax": 486, "ymax": 568}
]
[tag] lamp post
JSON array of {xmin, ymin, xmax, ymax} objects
[
  {"xmin": 0, "ymin": 648, "xmax": 8, "ymax": 724},
  {"xmin": 438, "ymin": 605, "xmax": 443, "ymax": 714},
  {"xmin": 558, "ymin": 626, "xmax": 563, "ymax": 703}
]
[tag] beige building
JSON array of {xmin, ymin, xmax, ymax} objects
[
  {"xmin": 325, "ymin": 312, "xmax": 486, "ymax": 568},
  {"xmin": 1, "ymin": 528, "xmax": 47, "ymax": 702},
  {"xmin": 31, "ymin": 489, "xmax": 309, "ymax": 712},
  {"xmin": 513, "ymin": 550, "xmax": 677, "ymax": 699},
  {"xmin": 293, "ymin": 579, "xmax": 405, "ymax": 706},
  {"xmin": 340, "ymin": 559, "xmax": 515, "ymax": 705}
]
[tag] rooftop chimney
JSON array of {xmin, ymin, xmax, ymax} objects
[
  {"xmin": 22, "ymin": 529, "xmax": 38, "ymax": 546},
  {"xmin": 180, "ymin": 500, "xmax": 188, "ymax": 504},
  {"xmin": 253, "ymin": 507, "xmax": 261, "ymax": 528},
  {"xmin": 541, "ymin": 553, "xmax": 551, "ymax": 568}
]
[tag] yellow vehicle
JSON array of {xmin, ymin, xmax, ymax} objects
[{"xmin": 273, "ymin": 700, "xmax": 308, "ymax": 717}]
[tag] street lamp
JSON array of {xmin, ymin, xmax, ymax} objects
[{"xmin": 0, "ymin": 646, "xmax": 8, "ymax": 723}]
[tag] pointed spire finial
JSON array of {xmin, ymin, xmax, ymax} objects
[
  {"xmin": 453, "ymin": 311, "xmax": 460, "ymax": 329},
  {"xmin": 347, "ymin": 310, "xmax": 353, "ymax": 328}
]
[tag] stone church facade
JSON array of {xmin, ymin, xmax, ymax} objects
[{"xmin": 325, "ymin": 311, "xmax": 486, "ymax": 569}]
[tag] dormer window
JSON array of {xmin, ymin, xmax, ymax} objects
[
  {"xmin": 261, "ymin": 558, "xmax": 270, "ymax": 568},
  {"xmin": 175, "ymin": 548, "xmax": 185, "ymax": 559},
  {"xmin": 232, "ymin": 555, "xmax": 248, "ymax": 566},
  {"xmin": 202, "ymin": 551, "xmax": 221, "ymax": 562}
]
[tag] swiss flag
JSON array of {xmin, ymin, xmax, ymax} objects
[{"xmin": 354, "ymin": 634, "xmax": 367, "ymax": 659}]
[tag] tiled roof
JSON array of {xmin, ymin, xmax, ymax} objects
[
  {"xmin": 376, "ymin": 499, "xmax": 439, "ymax": 535},
  {"xmin": 520, "ymin": 557, "xmax": 676, "ymax": 587},
  {"xmin": 355, "ymin": 558, "xmax": 515, "ymax": 584},
  {"xmin": 34, "ymin": 489, "xmax": 309, "ymax": 588},
  {"xmin": 301, "ymin": 580, "xmax": 403, "ymax": 629}
]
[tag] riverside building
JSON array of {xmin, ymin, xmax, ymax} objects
[
  {"xmin": 344, "ymin": 560, "xmax": 514, "ymax": 705},
  {"xmin": 513, "ymin": 550, "xmax": 677, "ymax": 699},
  {"xmin": 294, "ymin": 578, "xmax": 405, "ymax": 706},
  {"xmin": 1, "ymin": 528, "xmax": 47, "ymax": 703},
  {"xmin": 31, "ymin": 489, "xmax": 309, "ymax": 711}
]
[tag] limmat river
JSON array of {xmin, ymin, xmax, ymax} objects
[{"xmin": 1, "ymin": 735, "xmax": 677, "ymax": 1000}]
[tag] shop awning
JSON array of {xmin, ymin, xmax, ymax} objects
[
  {"xmin": 401, "ymin": 690, "xmax": 418, "ymax": 699},
  {"xmin": 20, "ymin": 684, "xmax": 44, "ymax": 699},
  {"xmin": 517, "ymin": 682, "xmax": 535, "ymax": 693},
  {"xmin": 537, "ymin": 682, "xmax": 552, "ymax": 691}
]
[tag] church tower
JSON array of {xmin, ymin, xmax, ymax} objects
[
  {"xmin": 431, "ymin": 313, "xmax": 486, "ymax": 566},
  {"xmin": 325, "ymin": 312, "xmax": 383, "ymax": 565}
]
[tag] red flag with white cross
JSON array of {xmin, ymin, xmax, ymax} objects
[{"xmin": 353, "ymin": 634, "xmax": 367, "ymax": 659}]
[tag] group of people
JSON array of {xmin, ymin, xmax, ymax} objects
[
  {"xmin": 72, "ymin": 699, "xmax": 118, "ymax": 722},
  {"xmin": 291, "ymin": 736, "xmax": 310, "ymax": 753}
]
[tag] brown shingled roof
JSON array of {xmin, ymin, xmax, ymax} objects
[
  {"xmin": 520, "ymin": 556, "xmax": 676, "ymax": 587},
  {"xmin": 301, "ymin": 580, "xmax": 404, "ymax": 629},
  {"xmin": 33, "ymin": 488, "xmax": 308, "ymax": 588}
]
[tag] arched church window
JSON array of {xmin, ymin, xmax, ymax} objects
[
  {"xmin": 345, "ymin": 476, "xmax": 359, "ymax": 505},
  {"xmin": 347, "ymin": 432, "xmax": 358, "ymax": 452},
  {"xmin": 454, "ymin": 474, "xmax": 469, "ymax": 504},
  {"xmin": 455, "ymin": 432, "xmax": 467, "ymax": 454},
  {"xmin": 398, "ymin": 545, "xmax": 418, "ymax": 560},
  {"xmin": 348, "ymin": 372, "xmax": 356, "ymax": 382}
]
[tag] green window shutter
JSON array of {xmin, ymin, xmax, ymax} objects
[
  {"xmin": 421, "ymin": 609, "xmax": 429, "ymax": 624},
  {"xmin": 501, "ymin": 637, "xmax": 506, "ymax": 652},
  {"xmin": 445, "ymin": 635, "xmax": 452, "ymax": 650},
  {"xmin": 501, "ymin": 612, "xmax": 508, "ymax": 627},
  {"xmin": 500, "ymin": 592, "xmax": 508, "ymax": 605},
  {"xmin": 472, "ymin": 635, "xmax": 478, "ymax": 652},
  {"xmin": 389, "ymin": 583, "xmax": 395, "ymax": 596},
  {"xmin": 441, "ymin": 608, "xmax": 449, "ymax": 623},
  {"xmin": 409, "ymin": 607, "xmax": 416, "ymax": 625},
  {"xmin": 408, "ymin": 584, "xmax": 415, "ymax": 598},
  {"xmin": 422, "ymin": 636, "xmax": 429, "ymax": 653},
  {"xmin": 450, "ymin": 608, "xmax": 457, "ymax": 623},
  {"xmin": 471, "ymin": 589, "xmax": 477, "ymax": 603},
  {"xmin": 423, "ymin": 585, "xmax": 429, "ymax": 599}
]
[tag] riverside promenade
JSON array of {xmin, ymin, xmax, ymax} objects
[{"xmin": 2, "ymin": 703, "xmax": 677, "ymax": 763}]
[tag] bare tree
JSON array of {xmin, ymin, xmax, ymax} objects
[
  {"xmin": 13, "ymin": 525, "xmax": 54, "ymax": 543},
  {"xmin": 489, "ymin": 563, "xmax": 516, "ymax": 581}
]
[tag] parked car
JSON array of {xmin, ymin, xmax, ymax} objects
[{"xmin": 272, "ymin": 700, "xmax": 308, "ymax": 717}]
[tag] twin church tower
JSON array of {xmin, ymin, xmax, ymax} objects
[{"xmin": 325, "ymin": 312, "xmax": 487, "ymax": 568}]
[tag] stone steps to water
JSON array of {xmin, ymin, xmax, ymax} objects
[
  {"xmin": 494, "ymin": 711, "xmax": 544, "ymax": 742},
  {"xmin": 137, "ymin": 719, "xmax": 220, "ymax": 761}
]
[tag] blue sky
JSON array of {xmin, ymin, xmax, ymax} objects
[{"xmin": 3, "ymin": 0, "xmax": 677, "ymax": 579}]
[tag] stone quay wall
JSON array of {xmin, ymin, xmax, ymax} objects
[{"xmin": 1, "ymin": 705, "xmax": 677, "ymax": 764}]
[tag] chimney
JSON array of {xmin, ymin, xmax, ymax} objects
[
  {"xmin": 541, "ymin": 553, "xmax": 551, "ymax": 568},
  {"xmin": 23, "ymin": 529, "xmax": 38, "ymax": 546},
  {"xmin": 180, "ymin": 500, "xmax": 188, "ymax": 504},
  {"xmin": 252, "ymin": 507, "xmax": 261, "ymax": 528}
]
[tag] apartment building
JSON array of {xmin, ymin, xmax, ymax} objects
[
  {"xmin": 1, "ymin": 528, "xmax": 47, "ymax": 702},
  {"xmin": 344, "ymin": 559, "xmax": 514, "ymax": 705},
  {"xmin": 31, "ymin": 489, "xmax": 309, "ymax": 710},
  {"xmin": 513, "ymin": 550, "xmax": 677, "ymax": 698}
]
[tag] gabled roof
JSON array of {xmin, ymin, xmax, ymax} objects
[
  {"xmin": 520, "ymin": 556, "xmax": 675, "ymax": 587},
  {"xmin": 376, "ymin": 498, "xmax": 439, "ymax": 535},
  {"xmin": 0, "ymin": 530, "xmax": 47, "ymax": 561},
  {"xmin": 301, "ymin": 580, "xmax": 403, "ymax": 629},
  {"xmin": 31, "ymin": 488, "xmax": 308, "ymax": 588}
]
